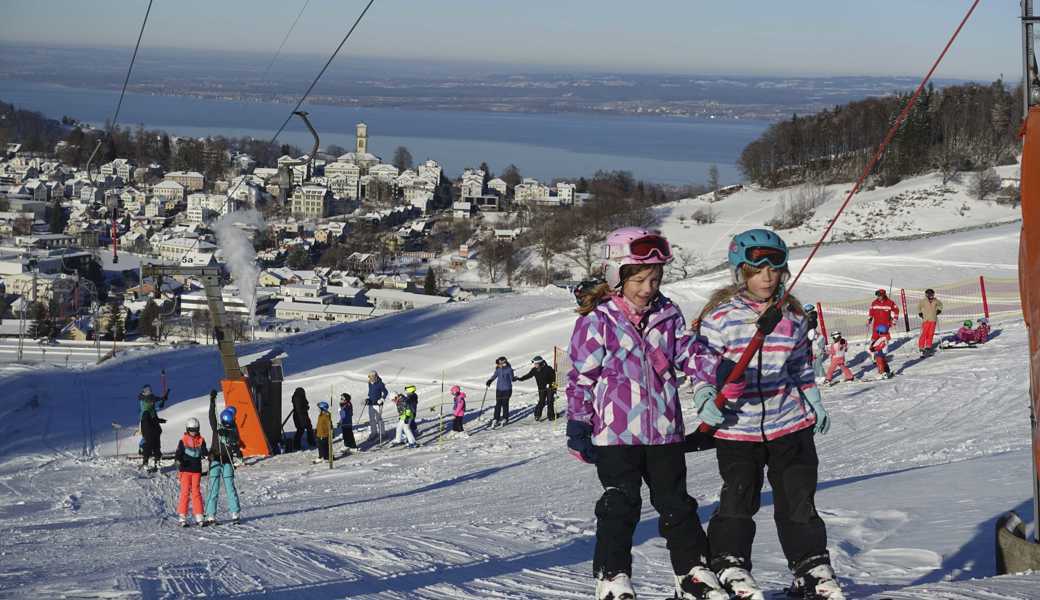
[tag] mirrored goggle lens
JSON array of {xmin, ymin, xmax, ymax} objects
[
  {"xmin": 628, "ymin": 235, "xmax": 671, "ymax": 260},
  {"xmin": 745, "ymin": 247, "xmax": 786, "ymax": 267}
]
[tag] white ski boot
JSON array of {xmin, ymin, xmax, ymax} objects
[
  {"xmin": 229, "ymin": 512, "xmax": 240, "ymax": 525},
  {"xmin": 595, "ymin": 572, "xmax": 635, "ymax": 599},
  {"xmin": 718, "ymin": 567, "xmax": 765, "ymax": 600},
  {"xmin": 178, "ymin": 515, "xmax": 189, "ymax": 528},
  {"xmin": 194, "ymin": 514, "xmax": 205, "ymax": 526},
  {"xmin": 788, "ymin": 563, "xmax": 845, "ymax": 599},
  {"xmin": 674, "ymin": 566, "xmax": 728, "ymax": 600}
]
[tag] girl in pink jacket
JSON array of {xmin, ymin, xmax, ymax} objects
[
  {"xmin": 824, "ymin": 331, "xmax": 854, "ymax": 383},
  {"xmin": 450, "ymin": 385, "xmax": 466, "ymax": 433}
]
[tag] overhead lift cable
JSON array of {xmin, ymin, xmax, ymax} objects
[
  {"xmin": 174, "ymin": 0, "xmax": 378, "ymax": 265},
  {"xmin": 260, "ymin": 0, "xmax": 312, "ymax": 83},
  {"xmin": 696, "ymin": 0, "xmax": 984, "ymax": 436},
  {"xmin": 85, "ymin": 0, "xmax": 155, "ymax": 182}
]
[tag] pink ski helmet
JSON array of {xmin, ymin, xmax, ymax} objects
[
  {"xmin": 601, "ymin": 227, "xmax": 673, "ymax": 289},
  {"xmin": 450, "ymin": 385, "xmax": 461, "ymax": 395}
]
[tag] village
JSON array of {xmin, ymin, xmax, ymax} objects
[{"xmin": 0, "ymin": 120, "xmax": 588, "ymax": 350}]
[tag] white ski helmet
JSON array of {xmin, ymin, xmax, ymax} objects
[
  {"xmin": 601, "ymin": 227, "xmax": 673, "ymax": 289},
  {"xmin": 185, "ymin": 417, "xmax": 200, "ymax": 433}
]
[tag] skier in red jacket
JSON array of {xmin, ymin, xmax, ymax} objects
[{"xmin": 867, "ymin": 289, "xmax": 899, "ymax": 341}]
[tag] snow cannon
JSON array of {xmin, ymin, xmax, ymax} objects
[{"xmin": 997, "ymin": 5, "xmax": 1040, "ymax": 572}]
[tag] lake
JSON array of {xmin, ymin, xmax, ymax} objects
[{"xmin": 0, "ymin": 79, "xmax": 769, "ymax": 185}]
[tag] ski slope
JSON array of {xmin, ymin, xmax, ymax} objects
[{"xmin": 0, "ymin": 223, "xmax": 1036, "ymax": 599}]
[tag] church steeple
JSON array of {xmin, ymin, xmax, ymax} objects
[{"xmin": 356, "ymin": 122, "xmax": 368, "ymax": 154}]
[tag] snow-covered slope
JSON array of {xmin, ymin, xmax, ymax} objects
[
  {"xmin": 0, "ymin": 223, "xmax": 1035, "ymax": 599},
  {"xmin": 658, "ymin": 169, "xmax": 1022, "ymax": 270}
]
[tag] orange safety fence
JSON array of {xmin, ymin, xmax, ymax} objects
[{"xmin": 815, "ymin": 276, "xmax": 1021, "ymax": 344}]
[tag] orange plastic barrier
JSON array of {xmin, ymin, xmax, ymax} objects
[
  {"xmin": 1020, "ymin": 106, "xmax": 1040, "ymax": 516},
  {"xmin": 221, "ymin": 379, "xmax": 271, "ymax": 457}
]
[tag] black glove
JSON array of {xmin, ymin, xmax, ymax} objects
[
  {"xmin": 918, "ymin": 313, "xmax": 924, "ymax": 319},
  {"xmin": 566, "ymin": 420, "xmax": 598, "ymax": 464},
  {"xmin": 757, "ymin": 304, "xmax": 783, "ymax": 335},
  {"xmin": 210, "ymin": 389, "xmax": 218, "ymax": 400},
  {"xmin": 486, "ymin": 380, "xmax": 493, "ymax": 388},
  {"xmin": 158, "ymin": 418, "xmax": 167, "ymax": 424}
]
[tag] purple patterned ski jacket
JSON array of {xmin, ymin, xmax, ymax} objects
[{"xmin": 566, "ymin": 294, "xmax": 719, "ymax": 446}]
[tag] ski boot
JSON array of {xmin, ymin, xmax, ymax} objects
[
  {"xmin": 787, "ymin": 556, "xmax": 845, "ymax": 599},
  {"xmin": 674, "ymin": 566, "xmax": 728, "ymax": 600},
  {"xmin": 229, "ymin": 512, "xmax": 240, "ymax": 525},
  {"xmin": 595, "ymin": 572, "xmax": 635, "ymax": 600},
  {"xmin": 194, "ymin": 514, "xmax": 205, "ymax": 526},
  {"xmin": 718, "ymin": 567, "xmax": 765, "ymax": 599},
  {"xmin": 202, "ymin": 516, "xmax": 217, "ymax": 527},
  {"xmin": 178, "ymin": 515, "xmax": 189, "ymax": 528}
]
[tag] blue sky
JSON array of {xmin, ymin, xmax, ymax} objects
[{"xmin": 0, "ymin": 0, "xmax": 1024, "ymax": 79}]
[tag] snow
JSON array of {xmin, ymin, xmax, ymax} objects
[{"xmin": 0, "ymin": 221, "xmax": 1037, "ymax": 598}]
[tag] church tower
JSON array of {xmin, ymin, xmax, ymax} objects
[{"xmin": 356, "ymin": 122, "xmax": 368, "ymax": 154}]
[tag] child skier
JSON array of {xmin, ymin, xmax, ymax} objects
[
  {"xmin": 695, "ymin": 228, "xmax": 844, "ymax": 599},
  {"xmin": 314, "ymin": 401, "xmax": 333, "ymax": 464},
  {"xmin": 138, "ymin": 385, "xmax": 168, "ymax": 472},
  {"xmin": 204, "ymin": 404, "xmax": 242, "ymax": 526},
  {"xmin": 450, "ymin": 385, "xmax": 466, "ymax": 434},
  {"xmin": 565, "ymin": 227, "xmax": 727, "ymax": 600},
  {"xmin": 392, "ymin": 394, "xmax": 417, "ymax": 448},
  {"xmin": 339, "ymin": 393, "xmax": 357, "ymax": 452},
  {"xmin": 825, "ymin": 331, "xmax": 854, "ymax": 384},
  {"xmin": 974, "ymin": 317, "xmax": 991, "ymax": 343},
  {"xmin": 485, "ymin": 357, "xmax": 514, "ymax": 428},
  {"xmin": 515, "ymin": 355, "xmax": 558, "ymax": 421},
  {"xmin": 174, "ymin": 417, "xmax": 208, "ymax": 526},
  {"xmin": 869, "ymin": 324, "xmax": 893, "ymax": 379},
  {"xmin": 404, "ymin": 385, "xmax": 420, "ymax": 437},
  {"xmin": 955, "ymin": 319, "xmax": 975, "ymax": 344}
]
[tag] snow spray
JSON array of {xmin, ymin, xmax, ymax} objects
[{"xmin": 213, "ymin": 209, "xmax": 264, "ymax": 327}]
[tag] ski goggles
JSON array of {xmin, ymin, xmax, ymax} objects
[
  {"xmin": 743, "ymin": 246, "xmax": 787, "ymax": 269},
  {"xmin": 603, "ymin": 234, "xmax": 672, "ymax": 261}
]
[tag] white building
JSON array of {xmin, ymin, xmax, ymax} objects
[
  {"xmin": 417, "ymin": 160, "xmax": 442, "ymax": 184},
  {"xmin": 325, "ymin": 161, "xmax": 361, "ymax": 199},
  {"xmin": 488, "ymin": 177, "xmax": 508, "ymax": 197},
  {"xmin": 154, "ymin": 237, "xmax": 217, "ymax": 263},
  {"xmin": 290, "ymin": 185, "xmax": 332, "ymax": 219},
  {"xmin": 100, "ymin": 159, "xmax": 135, "ymax": 182},
  {"xmin": 273, "ymin": 301, "xmax": 390, "ymax": 323},
  {"xmin": 165, "ymin": 171, "xmax": 205, "ymax": 192},
  {"xmin": 153, "ymin": 180, "xmax": 186, "ymax": 203},
  {"xmin": 460, "ymin": 168, "xmax": 485, "ymax": 199},
  {"xmin": 514, "ymin": 178, "xmax": 550, "ymax": 205}
]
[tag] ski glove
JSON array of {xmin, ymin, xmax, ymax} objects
[
  {"xmin": 802, "ymin": 387, "xmax": 830, "ymax": 434},
  {"xmin": 716, "ymin": 358, "xmax": 745, "ymax": 400},
  {"xmin": 757, "ymin": 304, "xmax": 783, "ymax": 335},
  {"xmin": 692, "ymin": 386, "xmax": 724, "ymax": 427},
  {"xmin": 565, "ymin": 420, "xmax": 598, "ymax": 464}
]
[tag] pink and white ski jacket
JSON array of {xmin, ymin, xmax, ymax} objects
[
  {"xmin": 699, "ymin": 295, "xmax": 817, "ymax": 442},
  {"xmin": 453, "ymin": 392, "xmax": 466, "ymax": 417},
  {"xmin": 566, "ymin": 294, "xmax": 718, "ymax": 446},
  {"xmin": 828, "ymin": 340, "xmax": 848, "ymax": 361}
]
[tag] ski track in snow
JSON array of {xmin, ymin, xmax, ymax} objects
[{"xmin": 1, "ymin": 224, "xmax": 1037, "ymax": 599}]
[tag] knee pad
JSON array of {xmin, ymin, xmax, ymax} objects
[
  {"xmin": 596, "ymin": 485, "xmax": 641, "ymax": 522},
  {"xmin": 780, "ymin": 464, "xmax": 819, "ymax": 523}
]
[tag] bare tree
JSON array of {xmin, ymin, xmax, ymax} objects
[
  {"xmin": 526, "ymin": 207, "xmax": 572, "ymax": 286},
  {"xmin": 478, "ymin": 239, "xmax": 511, "ymax": 282},
  {"xmin": 707, "ymin": 164, "xmax": 721, "ymax": 202},
  {"xmin": 666, "ymin": 246, "xmax": 703, "ymax": 280},
  {"xmin": 392, "ymin": 146, "xmax": 413, "ymax": 171},
  {"xmin": 766, "ymin": 180, "xmax": 833, "ymax": 230},
  {"xmin": 968, "ymin": 166, "xmax": 1001, "ymax": 201}
]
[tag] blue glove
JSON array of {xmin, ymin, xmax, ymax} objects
[
  {"xmin": 692, "ymin": 386, "xmax": 724, "ymax": 427},
  {"xmin": 802, "ymin": 387, "xmax": 830, "ymax": 434},
  {"xmin": 566, "ymin": 420, "xmax": 598, "ymax": 464}
]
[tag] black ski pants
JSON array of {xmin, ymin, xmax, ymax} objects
[
  {"xmin": 293, "ymin": 419, "xmax": 316, "ymax": 450},
  {"xmin": 493, "ymin": 390, "xmax": 511, "ymax": 423},
  {"xmin": 707, "ymin": 427, "xmax": 829, "ymax": 572},
  {"xmin": 451, "ymin": 415, "xmax": 464, "ymax": 432},
  {"xmin": 534, "ymin": 388, "xmax": 556, "ymax": 421},
  {"xmin": 593, "ymin": 443, "xmax": 710, "ymax": 578}
]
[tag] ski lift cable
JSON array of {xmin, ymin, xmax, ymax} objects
[
  {"xmin": 704, "ymin": 0, "xmax": 983, "ymax": 418},
  {"xmin": 172, "ymin": 0, "xmax": 377, "ymax": 266},
  {"xmin": 85, "ymin": 0, "xmax": 155, "ymax": 183},
  {"xmin": 260, "ymin": 0, "xmax": 312, "ymax": 83}
]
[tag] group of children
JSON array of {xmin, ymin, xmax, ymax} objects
[
  {"xmin": 953, "ymin": 317, "xmax": 991, "ymax": 345},
  {"xmin": 170, "ymin": 389, "xmax": 243, "ymax": 527},
  {"xmin": 566, "ymin": 226, "xmax": 843, "ymax": 600}
]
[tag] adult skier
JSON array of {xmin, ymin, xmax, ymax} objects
[
  {"xmin": 485, "ymin": 357, "xmax": 514, "ymax": 428},
  {"xmin": 695, "ymin": 228, "xmax": 844, "ymax": 599},
  {"xmin": 565, "ymin": 227, "xmax": 727, "ymax": 600},
  {"xmin": 867, "ymin": 289, "xmax": 899, "ymax": 341},
  {"xmin": 514, "ymin": 355, "xmax": 558, "ymax": 421},
  {"xmin": 824, "ymin": 331, "xmax": 854, "ymax": 384},
  {"xmin": 365, "ymin": 371, "xmax": 388, "ymax": 442},
  {"xmin": 138, "ymin": 385, "xmax": 168, "ymax": 472},
  {"xmin": 204, "ymin": 404, "xmax": 242, "ymax": 525},
  {"xmin": 291, "ymin": 387, "xmax": 316, "ymax": 451},
  {"xmin": 916, "ymin": 288, "xmax": 943, "ymax": 354},
  {"xmin": 174, "ymin": 418, "xmax": 207, "ymax": 526}
]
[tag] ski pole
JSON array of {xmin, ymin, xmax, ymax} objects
[{"xmin": 478, "ymin": 386, "xmax": 489, "ymax": 421}]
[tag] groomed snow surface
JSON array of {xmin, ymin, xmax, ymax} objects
[{"xmin": 1, "ymin": 223, "xmax": 1037, "ymax": 599}]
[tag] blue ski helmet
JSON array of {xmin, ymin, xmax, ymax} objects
[
  {"xmin": 876, "ymin": 324, "xmax": 889, "ymax": 334},
  {"xmin": 728, "ymin": 229, "xmax": 788, "ymax": 280},
  {"xmin": 317, "ymin": 401, "xmax": 330, "ymax": 412},
  {"xmin": 219, "ymin": 408, "xmax": 236, "ymax": 426},
  {"xmin": 803, "ymin": 303, "xmax": 815, "ymax": 312}
]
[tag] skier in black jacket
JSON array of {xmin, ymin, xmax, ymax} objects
[
  {"xmin": 291, "ymin": 387, "xmax": 316, "ymax": 451},
  {"xmin": 138, "ymin": 385, "xmax": 168, "ymax": 471},
  {"xmin": 514, "ymin": 355, "xmax": 557, "ymax": 421}
]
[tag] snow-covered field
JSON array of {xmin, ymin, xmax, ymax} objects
[{"xmin": 0, "ymin": 223, "xmax": 1036, "ymax": 599}]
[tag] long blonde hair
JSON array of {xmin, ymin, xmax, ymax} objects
[
  {"xmin": 697, "ymin": 264, "xmax": 804, "ymax": 324},
  {"xmin": 577, "ymin": 264, "xmax": 663, "ymax": 316}
]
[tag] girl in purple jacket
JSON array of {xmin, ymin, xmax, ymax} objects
[{"xmin": 565, "ymin": 227, "xmax": 727, "ymax": 600}]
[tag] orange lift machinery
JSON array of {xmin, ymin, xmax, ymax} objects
[{"xmin": 143, "ymin": 264, "xmax": 281, "ymax": 457}]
